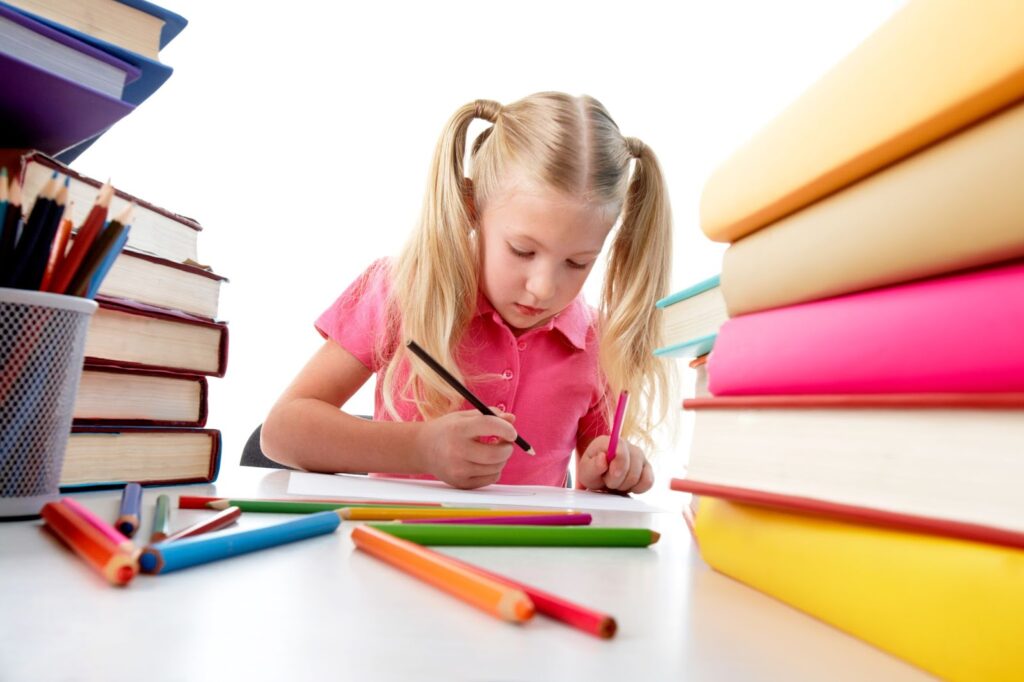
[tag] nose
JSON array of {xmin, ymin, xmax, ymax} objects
[{"xmin": 525, "ymin": 265, "xmax": 555, "ymax": 303}]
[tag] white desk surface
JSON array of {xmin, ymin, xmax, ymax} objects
[{"xmin": 0, "ymin": 466, "xmax": 933, "ymax": 682}]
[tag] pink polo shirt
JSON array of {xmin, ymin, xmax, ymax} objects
[{"xmin": 315, "ymin": 259, "xmax": 611, "ymax": 486}]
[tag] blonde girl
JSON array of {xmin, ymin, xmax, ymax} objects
[{"xmin": 262, "ymin": 92, "xmax": 672, "ymax": 491}]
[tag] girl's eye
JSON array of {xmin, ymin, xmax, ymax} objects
[
  {"xmin": 566, "ymin": 260, "xmax": 588, "ymax": 271},
  {"xmin": 509, "ymin": 245, "xmax": 532, "ymax": 259}
]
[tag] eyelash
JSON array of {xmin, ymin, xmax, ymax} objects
[{"xmin": 509, "ymin": 245, "xmax": 588, "ymax": 271}]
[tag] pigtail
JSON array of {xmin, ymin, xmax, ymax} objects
[
  {"xmin": 598, "ymin": 138, "xmax": 674, "ymax": 451},
  {"xmin": 381, "ymin": 100, "xmax": 501, "ymax": 420}
]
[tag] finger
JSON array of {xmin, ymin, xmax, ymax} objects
[
  {"xmin": 631, "ymin": 459, "xmax": 654, "ymax": 494},
  {"xmin": 603, "ymin": 442, "xmax": 630, "ymax": 489},
  {"xmin": 464, "ymin": 413, "xmax": 519, "ymax": 443},
  {"xmin": 617, "ymin": 444, "xmax": 645, "ymax": 492},
  {"xmin": 464, "ymin": 440, "xmax": 514, "ymax": 466}
]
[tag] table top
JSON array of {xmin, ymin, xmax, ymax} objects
[{"xmin": 0, "ymin": 466, "xmax": 933, "ymax": 681}]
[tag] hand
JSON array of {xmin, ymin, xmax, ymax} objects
[
  {"xmin": 576, "ymin": 435, "xmax": 654, "ymax": 494},
  {"xmin": 416, "ymin": 408, "xmax": 518, "ymax": 489}
]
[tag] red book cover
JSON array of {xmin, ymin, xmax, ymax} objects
[
  {"xmin": 87, "ymin": 296, "xmax": 229, "ymax": 377},
  {"xmin": 671, "ymin": 479, "xmax": 1024, "ymax": 551}
]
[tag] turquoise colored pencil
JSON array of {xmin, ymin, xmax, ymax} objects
[
  {"xmin": 368, "ymin": 524, "xmax": 660, "ymax": 547},
  {"xmin": 139, "ymin": 510, "xmax": 343, "ymax": 574}
]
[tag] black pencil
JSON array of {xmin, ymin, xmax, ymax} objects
[{"xmin": 406, "ymin": 339, "xmax": 535, "ymax": 455}]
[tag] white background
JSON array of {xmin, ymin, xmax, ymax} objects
[{"xmin": 72, "ymin": 0, "xmax": 902, "ymax": 478}]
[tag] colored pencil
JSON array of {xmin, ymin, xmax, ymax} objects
[
  {"xmin": 138, "ymin": 510, "xmax": 342, "ymax": 574},
  {"xmin": 400, "ymin": 513, "xmax": 593, "ymax": 526},
  {"xmin": 368, "ymin": 523, "xmax": 660, "ymax": 547},
  {"xmin": 164, "ymin": 506, "xmax": 241, "ymax": 541},
  {"xmin": 9, "ymin": 172, "xmax": 57, "ymax": 288},
  {"xmin": 0, "ymin": 173, "xmax": 20, "ymax": 279},
  {"xmin": 83, "ymin": 224, "xmax": 129, "ymax": 299},
  {"xmin": 203, "ymin": 499, "xmax": 440, "ymax": 514},
  {"xmin": 38, "ymin": 202, "xmax": 73, "ymax": 292},
  {"xmin": 178, "ymin": 495, "xmax": 441, "ymax": 509},
  {"xmin": 116, "ymin": 482, "xmax": 143, "ymax": 537},
  {"xmin": 0, "ymin": 168, "xmax": 7, "ymax": 240},
  {"xmin": 440, "ymin": 552, "xmax": 617, "ymax": 638},
  {"xmin": 22, "ymin": 177, "xmax": 68, "ymax": 289},
  {"xmin": 41, "ymin": 501, "xmax": 136, "ymax": 586},
  {"xmin": 47, "ymin": 181, "xmax": 112, "ymax": 294},
  {"xmin": 339, "ymin": 507, "xmax": 576, "ymax": 521},
  {"xmin": 66, "ymin": 207, "xmax": 131, "ymax": 297},
  {"xmin": 606, "ymin": 390, "xmax": 629, "ymax": 464},
  {"xmin": 61, "ymin": 497, "xmax": 136, "ymax": 555},
  {"xmin": 351, "ymin": 524, "xmax": 535, "ymax": 624},
  {"xmin": 406, "ymin": 339, "xmax": 535, "ymax": 455},
  {"xmin": 150, "ymin": 494, "xmax": 171, "ymax": 542}
]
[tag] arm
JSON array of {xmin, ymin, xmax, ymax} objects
[{"xmin": 260, "ymin": 340, "xmax": 519, "ymax": 488}]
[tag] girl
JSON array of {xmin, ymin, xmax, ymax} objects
[{"xmin": 261, "ymin": 92, "xmax": 673, "ymax": 492}]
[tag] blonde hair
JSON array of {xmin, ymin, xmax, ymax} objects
[{"xmin": 379, "ymin": 92, "xmax": 673, "ymax": 450}]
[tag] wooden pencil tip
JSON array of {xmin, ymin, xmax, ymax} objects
[
  {"xmin": 337, "ymin": 508, "xmax": 352, "ymax": 520},
  {"xmin": 649, "ymin": 530, "xmax": 661, "ymax": 544},
  {"xmin": 206, "ymin": 499, "xmax": 229, "ymax": 510},
  {"xmin": 599, "ymin": 617, "xmax": 618, "ymax": 639}
]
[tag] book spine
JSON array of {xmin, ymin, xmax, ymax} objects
[
  {"xmin": 720, "ymin": 99, "xmax": 1024, "ymax": 316},
  {"xmin": 695, "ymin": 498, "xmax": 1024, "ymax": 682},
  {"xmin": 707, "ymin": 261, "xmax": 1024, "ymax": 395}
]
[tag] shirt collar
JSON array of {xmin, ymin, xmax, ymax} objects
[{"xmin": 475, "ymin": 292, "xmax": 591, "ymax": 351}]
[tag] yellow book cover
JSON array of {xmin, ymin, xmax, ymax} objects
[
  {"xmin": 695, "ymin": 497, "xmax": 1024, "ymax": 682},
  {"xmin": 700, "ymin": 0, "xmax": 1024, "ymax": 243}
]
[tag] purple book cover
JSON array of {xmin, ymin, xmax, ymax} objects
[
  {"xmin": 0, "ymin": 4, "xmax": 141, "ymax": 83},
  {"xmin": 0, "ymin": 53, "xmax": 135, "ymax": 156}
]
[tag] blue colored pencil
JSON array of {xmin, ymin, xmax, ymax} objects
[
  {"xmin": 84, "ymin": 225, "xmax": 129, "ymax": 298},
  {"xmin": 116, "ymin": 482, "xmax": 143, "ymax": 537},
  {"xmin": 138, "ymin": 510, "xmax": 343, "ymax": 574}
]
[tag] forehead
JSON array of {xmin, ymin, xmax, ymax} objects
[{"xmin": 480, "ymin": 181, "xmax": 616, "ymax": 250}]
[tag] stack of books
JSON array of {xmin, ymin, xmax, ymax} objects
[
  {"xmin": 0, "ymin": 0, "xmax": 187, "ymax": 162},
  {"xmin": 0, "ymin": 1, "xmax": 226, "ymax": 490},
  {"xmin": 670, "ymin": 2, "xmax": 1024, "ymax": 681}
]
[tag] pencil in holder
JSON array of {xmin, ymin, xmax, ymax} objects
[{"xmin": 0, "ymin": 288, "xmax": 96, "ymax": 519}]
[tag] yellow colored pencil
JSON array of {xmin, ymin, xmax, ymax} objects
[
  {"xmin": 351, "ymin": 525, "xmax": 534, "ymax": 623},
  {"xmin": 339, "ymin": 507, "xmax": 576, "ymax": 521}
]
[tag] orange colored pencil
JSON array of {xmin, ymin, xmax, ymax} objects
[
  {"xmin": 41, "ymin": 501, "xmax": 136, "ymax": 586},
  {"xmin": 351, "ymin": 525, "xmax": 534, "ymax": 623},
  {"xmin": 38, "ymin": 202, "xmax": 73, "ymax": 291},
  {"xmin": 48, "ymin": 181, "xmax": 112, "ymax": 293},
  {"xmin": 339, "ymin": 507, "xmax": 576, "ymax": 521}
]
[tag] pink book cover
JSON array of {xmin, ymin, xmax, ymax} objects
[{"xmin": 707, "ymin": 259, "xmax": 1024, "ymax": 395}]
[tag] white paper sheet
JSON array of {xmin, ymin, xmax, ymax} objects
[{"xmin": 286, "ymin": 471, "xmax": 666, "ymax": 513}]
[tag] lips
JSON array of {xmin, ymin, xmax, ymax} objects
[{"xmin": 514, "ymin": 303, "xmax": 546, "ymax": 316}]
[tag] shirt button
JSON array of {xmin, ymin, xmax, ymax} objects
[
  {"xmin": 497, "ymin": 403, "xmax": 506, "ymax": 412},
  {"xmin": 517, "ymin": 341, "xmax": 527, "ymax": 351},
  {"xmin": 502, "ymin": 369, "xmax": 513, "ymax": 380}
]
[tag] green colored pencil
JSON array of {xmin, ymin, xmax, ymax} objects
[
  {"xmin": 367, "ymin": 523, "xmax": 660, "ymax": 547},
  {"xmin": 150, "ymin": 494, "xmax": 171, "ymax": 542},
  {"xmin": 206, "ymin": 499, "xmax": 433, "ymax": 514}
]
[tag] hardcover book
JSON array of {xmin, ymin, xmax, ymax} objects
[
  {"xmin": 653, "ymin": 274, "xmax": 726, "ymax": 359},
  {"xmin": 74, "ymin": 365, "xmax": 208, "ymax": 427}
]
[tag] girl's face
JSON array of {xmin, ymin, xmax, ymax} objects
[{"xmin": 476, "ymin": 177, "xmax": 615, "ymax": 334}]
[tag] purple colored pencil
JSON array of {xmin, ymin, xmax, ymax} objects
[{"xmin": 400, "ymin": 513, "xmax": 592, "ymax": 526}]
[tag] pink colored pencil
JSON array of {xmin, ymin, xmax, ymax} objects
[
  {"xmin": 177, "ymin": 495, "xmax": 441, "ymax": 510},
  {"xmin": 61, "ymin": 497, "xmax": 136, "ymax": 554},
  {"xmin": 400, "ymin": 513, "xmax": 593, "ymax": 526},
  {"xmin": 606, "ymin": 391, "xmax": 629, "ymax": 463}
]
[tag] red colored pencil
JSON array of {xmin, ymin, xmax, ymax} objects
[
  {"xmin": 163, "ymin": 505, "xmax": 241, "ymax": 541},
  {"xmin": 443, "ymin": 552, "xmax": 617, "ymax": 638},
  {"xmin": 47, "ymin": 181, "xmax": 112, "ymax": 294},
  {"xmin": 41, "ymin": 501, "xmax": 136, "ymax": 586}
]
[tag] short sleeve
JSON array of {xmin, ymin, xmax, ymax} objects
[{"xmin": 314, "ymin": 259, "xmax": 393, "ymax": 372}]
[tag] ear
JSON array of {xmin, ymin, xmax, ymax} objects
[{"xmin": 462, "ymin": 178, "xmax": 478, "ymax": 225}]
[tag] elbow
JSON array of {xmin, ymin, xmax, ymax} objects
[{"xmin": 259, "ymin": 406, "xmax": 293, "ymax": 467}]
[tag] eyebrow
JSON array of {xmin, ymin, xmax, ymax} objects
[{"xmin": 509, "ymin": 234, "xmax": 602, "ymax": 258}]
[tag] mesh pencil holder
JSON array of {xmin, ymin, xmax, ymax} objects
[{"xmin": 0, "ymin": 288, "xmax": 96, "ymax": 519}]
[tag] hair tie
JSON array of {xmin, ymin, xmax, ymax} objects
[
  {"xmin": 474, "ymin": 99, "xmax": 502, "ymax": 123},
  {"xmin": 626, "ymin": 137, "xmax": 646, "ymax": 159}
]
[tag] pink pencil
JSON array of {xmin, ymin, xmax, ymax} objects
[
  {"xmin": 400, "ymin": 513, "xmax": 593, "ymax": 526},
  {"xmin": 606, "ymin": 391, "xmax": 629, "ymax": 463},
  {"xmin": 61, "ymin": 497, "xmax": 136, "ymax": 554}
]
